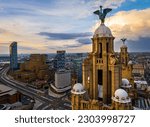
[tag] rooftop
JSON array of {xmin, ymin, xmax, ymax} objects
[{"xmin": 0, "ymin": 83, "xmax": 17, "ymax": 96}]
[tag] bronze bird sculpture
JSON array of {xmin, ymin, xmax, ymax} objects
[{"xmin": 94, "ymin": 6, "xmax": 112, "ymax": 24}]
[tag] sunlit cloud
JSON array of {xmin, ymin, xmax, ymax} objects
[
  {"xmin": 92, "ymin": 8, "xmax": 150, "ymax": 45},
  {"xmin": 107, "ymin": 9, "xmax": 150, "ymax": 41}
]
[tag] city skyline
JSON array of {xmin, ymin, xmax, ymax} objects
[{"xmin": 0, "ymin": 0, "xmax": 150, "ymax": 54}]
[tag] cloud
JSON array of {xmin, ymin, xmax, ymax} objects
[
  {"xmin": 37, "ymin": 0, "xmax": 126, "ymax": 20},
  {"xmin": 128, "ymin": 37, "xmax": 150, "ymax": 52},
  {"xmin": 0, "ymin": 42, "xmax": 11, "ymax": 46},
  {"xmin": 63, "ymin": 38, "xmax": 91, "ymax": 49},
  {"xmin": 0, "ymin": 46, "xmax": 9, "ymax": 54},
  {"xmin": 19, "ymin": 46, "xmax": 36, "ymax": 51},
  {"xmin": 0, "ymin": 7, "xmax": 36, "ymax": 16},
  {"xmin": 109, "ymin": 8, "xmax": 150, "ymax": 41},
  {"xmin": 77, "ymin": 38, "xmax": 91, "ymax": 45},
  {"xmin": 38, "ymin": 32, "xmax": 92, "ymax": 40},
  {"xmin": 63, "ymin": 44, "xmax": 81, "ymax": 49},
  {"xmin": 0, "ymin": 28, "xmax": 7, "ymax": 34},
  {"xmin": 38, "ymin": 32, "xmax": 92, "ymax": 49},
  {"xmin": 96, "ymin": 0, "xmax": 125, "ymax": 9},
  {"xmin": 1, "ymin": 0, "xmax": 149, "ymax": 54},
  {"xmin": 91, "ymin": 8, "xmax": 150, "ymax": 52},
  {"xmin": 130, "ymin": 0, "xmax": 136, "ymax": 2},
  {"xmin": 93, "ymin": 8, "xmax": 150, "ymax": 42}
]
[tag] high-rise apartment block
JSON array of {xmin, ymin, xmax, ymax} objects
[{"xmin": 10, "ymin": 42, "xmax": 18, "ymax": 70}]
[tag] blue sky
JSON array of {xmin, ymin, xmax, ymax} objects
[{"xmin": 0, "ymin": 0, "xmax": 150, "ymax": 54}]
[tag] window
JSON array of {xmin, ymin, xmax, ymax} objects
[{"xmin": 99, "ymin": 43, "xmax": 102, "ymax": 58}]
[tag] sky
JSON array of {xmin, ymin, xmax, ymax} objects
[{"xmin": 0, "ymin": 0, "xmax": 150, "ymax": 54}]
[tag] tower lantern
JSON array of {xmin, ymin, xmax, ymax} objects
[{"xmin": 120, "ymin": 38, "xmax": 129, "ymax": 66}]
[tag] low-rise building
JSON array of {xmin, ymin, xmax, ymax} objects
[
  {"xmin": 133, "ymin": 64, "xmax": 145, "ymax": 77},
  {"xmin": 0, "ymin": 83, "xmax": 20, "ymax": 104},
  {"xmin": 13, "ymin": 54, "xmax": 50, "ymax": 87}
]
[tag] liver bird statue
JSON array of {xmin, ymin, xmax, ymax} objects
[
  {"xmin": 93, "ymin": 6, "xmax": 112, "ymax": 24},
  {"xmin": 121, "ymin": 38, "xmax": 127, "ymax": 45}
]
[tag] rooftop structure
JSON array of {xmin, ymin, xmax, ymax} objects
[
  {"xmin": 50, "ymin": 70, "xmax": 71, "ymax": 96},
  {"xmin": 112, "ymin": 89, "xmax": 131, "ymax": 103},
  {"xmin": 0, "ymin": 83, "xmax": 19, "ymax": 104},
  {"xmin": 13, "ymin": 54, "xmax": 49, "ymax": 87},
  {"xmin": 71, "ymin": 83, "xmax": 86, "ymax": 95},
  {"xmin": 133, "ymin": 64, "xmax": 145, "ymax": 77}
]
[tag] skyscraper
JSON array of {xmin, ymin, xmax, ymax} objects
[
  {"xmin": 10, "ymin": 42, "xmax": 18, "ymax": 70},
  {"xmin": 54, "ymin": 50, "xmax": 66, "ymax": 70}
]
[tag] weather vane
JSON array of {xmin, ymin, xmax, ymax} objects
[
  {"xmin": 93, "ymin": 6, "xmax": 112, "ymax": 24},
  {"xmin": 121, "ymin": 38, "xmax": 127, "ymax": 45}
]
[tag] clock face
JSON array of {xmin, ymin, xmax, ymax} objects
[
  {"xmin": 109, "ymin": 53, "xmax": 118, "ymax": 65},
  {"xmin": 110, "ymin": 59, "xmax": 115, "ymax": 65}
]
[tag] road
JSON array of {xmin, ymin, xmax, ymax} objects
[{"xmin": 0, "ymin": 65, "xmax": 71, "ymax": 110}]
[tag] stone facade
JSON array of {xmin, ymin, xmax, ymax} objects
[
  {"xmin": 71, "ymin": 8, "xmax": 133, "ymax": 110},
  {"xmin": 14, "ymin": 54, "xmax": 49, "ymax": 84}
]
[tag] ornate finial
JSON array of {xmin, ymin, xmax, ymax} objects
[
  {"xmin": 93, "ymin": 5, "xmax": 112, "ymax": 24},
  {"xmin": 121, "ymin": 38, "xmax": 127, "ymax": 45}
]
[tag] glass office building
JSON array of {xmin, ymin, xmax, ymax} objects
[{"xmin": 10, "ymin": 42, "xmax": 18, "ymax": 70}]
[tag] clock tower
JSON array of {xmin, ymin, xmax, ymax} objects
[{"xmin": 82, "ymin": 21, "xmax": 122, "ymax": 104}]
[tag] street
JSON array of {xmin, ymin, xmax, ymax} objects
[{"xmin": 0, "ymin": 66, "xmax": 71, "ymax": 110}]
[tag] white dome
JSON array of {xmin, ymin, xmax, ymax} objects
[
  {"xmin": 121, "ymin": 78, "xmax": 131, "ymax": 88},
  {"xmin": 128, "ymin": 60, "xmax": 133, "ymax": 65},
  {"xmin": 71, "ymin": 83, "xmax": 86, "ymax": 94},
  {"xmin": 115, "ymin": 89, "xmax": 128, "ymax": 98},
  {"xmin": 94, "ymin": 24, "xmax": 112, "ymax": 37},
  {"xmin": 121, "ymin": 43, "xmax": 127, "ymax": 48},
  {"xmin": 112, "ymin": 89, "xmax": 131, "ymax": 103}
]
